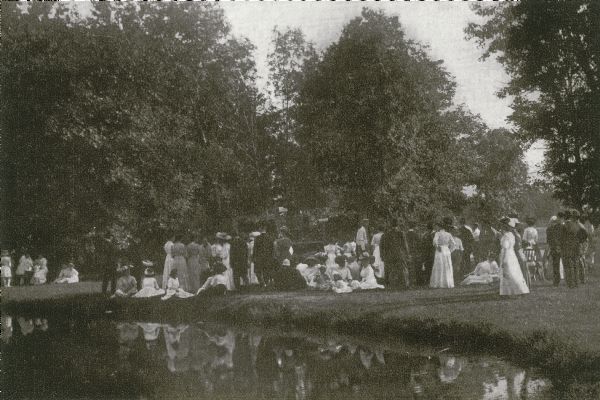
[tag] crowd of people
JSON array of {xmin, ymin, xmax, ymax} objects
[
  {"xmin": 2, "ymin": 210, "xmax": 596, "ymax": 299},
  {"xmin": 0, "ymin": 251, "xmax": 80, "ymax": 287}
]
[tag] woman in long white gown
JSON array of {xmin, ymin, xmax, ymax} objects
[
  {"xmin": 371, "ymin": 227, "xmax": 385, "ymax": 280},
  {"xmin": 213, "ymin": 233, "xmax": 235, "ymax": 291},
  {"xmin": 498, "ymin": 218, "xmax": 530, "ymax": 296},
  {"xmin": 162, "ymin": 236, "xmax": 175, "ymax": 289},
  {"xmin": 430, "ymin": 218, "xmax": 456, "ymax": 288}
]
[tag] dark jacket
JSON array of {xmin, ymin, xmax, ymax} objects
[
  {"xmin": 561, "ymin": 221, "xmax": 588, "ymax": 256},
  {"xmin": 254, "ymin": 233, "xmax": 275, "ymax": 262},
  {"xmin": 458, "ymin": 226, "xmax": 474, "ymax": 254},
  {"xmin": 230, "ymin": 237, "xmax": 248, "ymax": 271},
  {"xmin": 271, "ymin": 267, "xmax": 306, "ymax": 291},
  {"xmin": 546, "ymin": 223, "xmax": 563, "ymax": 250},
  {"xmin": 273, "ymin": 236, "xmax": 293, "ymax": 263}
]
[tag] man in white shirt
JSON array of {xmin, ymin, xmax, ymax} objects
[{"xmin": 355, "ymin": 218, "xmax": 369, "ymax": 254}]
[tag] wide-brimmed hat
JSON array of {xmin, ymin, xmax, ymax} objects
[
  {"xmin": 144, "ymin": 267, "xmax": 155, "ymax": 277},
  {"xmin": 282, "ymin": 259, "xmax": 291, "ymax": 267},
  {"xmin": 249, "ymin": 231, "xmax": 261, "ymax": 239},
  {"xmin": 549, "ymin": 215, "xmax": 558, "ymax": 223},
  {"xmin": 499, "ymin": 217, "xmax": 513, "ymax": 228},
  {"xmin": 215, "ymin": 232, "xmax": 231, "ymax": 241},
  {"xmin": 142, "ymin": 260, "xmax": 154, "ymax": 267}
]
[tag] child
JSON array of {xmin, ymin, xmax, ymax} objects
[
  {"xmin": 31, "ymin": 257, "xmax": 48, "ymax": 285},
  {"xmin": 1, "ymin": 256, "xmax": 12, "ymax": 287},
  {"xmin": 133, "ymin": 267, "xmax": 165, "ymax": 298},
  {"xmin": 162, "ymin": 269, "xmax": 195, "ymax": 300},
  {"xmin": 331, "ymin": 273, "xmax": 353, "ymax": 294},
  {"xmin": 196, "ymin": 256, "xmax": 228, "ymax": 296},
  {"xmin": 351, "ymin": 254, "xmax": 384, "ymax": 290},
  {"xmin": 112, "ymin": 265, "xmax": 138, "ymax": 298}
]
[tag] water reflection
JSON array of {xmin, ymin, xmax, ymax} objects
[{"xmin": 2, "ymin": 315, "xmax": 553, "ymax": 399}]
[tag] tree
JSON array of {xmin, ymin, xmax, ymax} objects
[
  {"xmin": 295, "ymin": 9, "xmax": 473, "ymax": 223},
  {"xmin": 466, "ymin": 0, "xmax": 600, "ymax": 212},
  {"xmin": 266, "ymin": 27, "xmax": 324, "ymax": 212},
  {"xmin": 1, "ymin": 2, "xmax": 272, "ymax": 265}
]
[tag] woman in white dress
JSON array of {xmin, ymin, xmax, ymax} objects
[
  {"xmin": 213, "ymin": 233, "xmax": 235, "ymax": 291},
  {"xmin": 133, "ymin": 267, "xmax": 165, "ymax": 298},
  {"xmin": 430, "ymin": 218, "xmax": 456, "ymax": 288},
  {"xmin": 351, "ymin": 254, "xmax": 384, "ymax": 290},
  {"xmin": 171, "ymin": 235, "xmax": 190, "ymax": 291},
  {"xmin": 324, "ymin": 241, "xmax": 339, "ymax": 270},
  {"xmin": 162, "ymin": 236, "xmax": 175, "ymax": 289},
  {"xmin": 371, "ymin": 226, "xmax": 385, "ymax": 280},
  {"xmin": 498, "ymin": 218, "xmax": 530, "ymax": 296}
]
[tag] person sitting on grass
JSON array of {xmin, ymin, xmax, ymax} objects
[
  {"xmin": 346, "ymin": 255, "xmax": 361, "ymax": 281},
  {"xmin": 460, "ymin": 255, "xmax": 500, "ymax": 285},
  {"xmin": 331, "ymin": 273, "xmax": 353, "ymax": 294},
  {"xmin": 271, "ymin": 259, "xmax": 306, "ymax": 291},
  {"xmin": 298, "ymin": 257, "xmax": 320, "ymax": 287},
  {"xmin": 31, "ymin": 256, "xmax": 48, "ymax": 285},
  {"xmin": 350, "ymin": 253, "xmax": 384, "ymax": 290},
  {"xmin": 333, "ymin": 255, "xmax": 352, "ymax": 282},
  {"xmin": 196, "ymin": 256, "xmax": 228, "ymax": 296},
  {"xmin": 162, "ymin": 269, "xmax": 195, "ymax": 300},
  {"xmin": 133, "ymin": 266, "xmax": 165, "ymax": 298},
  {"xmin": 54, "ymin": 262, "xmax": 79, "ymax": 284},
  {"xmin": 111, "ymin": 265, "xmax": 138, "ymax": 298}
]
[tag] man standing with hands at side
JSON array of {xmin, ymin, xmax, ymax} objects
[{"xmin": 356, "ymin": 218, "xmax": 370, "ymax": 254}]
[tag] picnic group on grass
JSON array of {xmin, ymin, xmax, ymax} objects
[{"xmin": 1, "ymin": 209, "xmax": 597, "ymax": 300}]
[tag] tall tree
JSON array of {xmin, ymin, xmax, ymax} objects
[
  {"xmin": 466, "ymin": 0, "xmax": 600, "ymax": 211},
  {"xmin": 295, "ymin": 9, "xmax": 472, "ymax": 222},
  {"xmin": 266, "ymin": 27, "xmax": 323, "ymax": 211},
  {"xmin": 1, "ymin": 2, "xmax": 272, "ymax": 264}
]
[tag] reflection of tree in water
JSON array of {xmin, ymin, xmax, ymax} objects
[{"xmin": 2, "ymin": 316, "xmax": 554, "ymax": 399}]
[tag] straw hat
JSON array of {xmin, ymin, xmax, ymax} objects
[
  {"xmin": 142, "ymin": 260, "xmax": 154, "ymax": 267},
  {"xmin": 282, "ymin": 259, "xmax": 291, "ymax": 267}
]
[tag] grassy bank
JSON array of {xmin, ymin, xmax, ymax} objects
[{"xmin": 3, "ymin": 276, "xmax": 600, "ymax": 397}]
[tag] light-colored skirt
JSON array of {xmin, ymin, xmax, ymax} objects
[{"xmin": 430, "ymin": 246, "xmax": 454, "ymax": 288}]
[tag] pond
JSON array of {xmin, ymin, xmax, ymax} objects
[{"xmin": 2, "ymin": 313, "xmax": 554, "ymax": 399}]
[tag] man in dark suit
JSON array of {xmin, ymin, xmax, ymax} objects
[
  {"xmin": 230, "ymin": 231, "xmax": 248, "ymax": 290},
  {"xmin": 561, "ymin": 209, "xmax": 589, "ymax": 288},
  {"xmin": 546, "ymin": 213, "xmax": 564, "ymax": 286},
  {"xmin": 405, "ymin": 224, "xmax": 422, "ymax": 287},
  {"xmin": 419, "ymin": 222, "xmax": 438, "ymax": 286},
  {"xmin": 458, "ymin": 218, "xmax": 474, "ymax": 270},
  {"xmin": 253, "ymin": 222, "xmax": 276, "ymax": 287},
  {"xmin": 380, "ymin": 219, "xmax": 408, "ymax": 288}
]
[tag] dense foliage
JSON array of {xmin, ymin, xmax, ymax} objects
[
  {"xmin": 1, "ymin": 4, "xmax": 532, "ymax": 267},
  {"xmin": 466, "ymin": 0, "xmax": 600, "ymax": 212},
  {"xmin": 1, "ymin": 2, "xmax": 273, "ymax": 262},
  {"xmin": 292, "ymin": 10, "xmax": 527, "ymax": 224}
]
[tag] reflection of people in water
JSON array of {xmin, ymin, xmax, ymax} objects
[
  {"xmin": 2, "ymin": 315, "xmax": 12, "ymax": 343},
  {"xmin": 164, "ymin": 324, "xmax": 191, "ymax": 373},
  {"xmin": 437, "ymin": 355, "xmax": 463, "ymax": 383},
  {"xmin": 138, "ymin": 322, "xmax": 162, "ymax": 350}
]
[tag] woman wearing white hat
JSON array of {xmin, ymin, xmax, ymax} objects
[
  {"xmin": 133, "ymin": 265, "xmax": 165, "ymax": 298},
  {"xmin": 498, "ymin": 217, "xmax": 529, "ymax": 296}
]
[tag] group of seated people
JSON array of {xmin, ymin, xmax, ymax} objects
[
  {"xmin": 112, "ymin": 257, "xmax": 229, "ymax": 300},
  {"xmin": 112, "ymin": 250, "xmax": 388, "ymax": 300}
]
